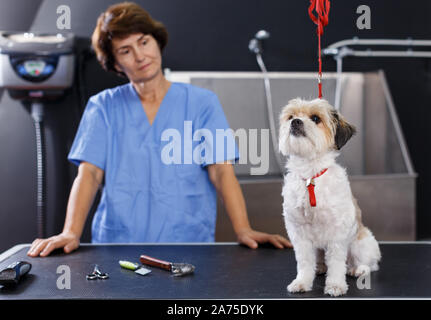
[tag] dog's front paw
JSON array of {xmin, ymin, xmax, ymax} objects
[
  {"xmin": 324, "ymin": 281, "xmax": 348, "ymax": 297},
  {"xmin": 287, "ymin": 278, "xmax": 313, "ymax": 293}
]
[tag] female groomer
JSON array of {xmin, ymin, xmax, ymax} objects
[{"xmin": 28, "ymin": 2, "xmax": 292, "ymax": 257}]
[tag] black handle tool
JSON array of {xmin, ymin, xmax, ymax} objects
[{"xmin": 0, "ymin": 261, "xmax": 32, "ymax": 286}]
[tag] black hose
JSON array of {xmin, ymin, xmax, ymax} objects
[{"xmin": 31, "ymin": 103, "xmax": 46, "ymax": 238}]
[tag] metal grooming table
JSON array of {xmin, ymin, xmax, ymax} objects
[{"xmin": 0, "ymin": 242, "xmax": 430, "ymax": 299}]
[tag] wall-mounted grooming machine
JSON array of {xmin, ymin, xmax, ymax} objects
[{"xmin": 0, "ymin": 31, "xmax": 75, "ymax": 238}]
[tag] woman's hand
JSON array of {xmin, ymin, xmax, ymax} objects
[
  {"xmin": 26, "ymin": 161, "xmax": 102, "ymax": 258},
  {"xmin": 208, "ymin": 163, "xmax": 293, "ymax": 250},
  {"xmin": 237, "ymin": 228, "xmax": 293, "ymax": 249},
  {"xmin": 27, "ymin": 232, "xmax": 80, "ymax": 257}
]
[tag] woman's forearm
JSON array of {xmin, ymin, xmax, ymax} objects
[
  {"xmin": 212, "ymin": 164, "xmax": 293, "ymax": 250},
  {"xmin": 62, "ymin": 168, "xmax": 101, "ymax": 238},
  {"xmin": 213, "ymin": 165, "xmax": 252, "ymax": 234}
]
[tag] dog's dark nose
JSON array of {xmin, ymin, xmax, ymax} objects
[
  {"xmin": 290, "ymin": 118, "xmax": 305, "ymax": 137},
  {"xmin": 291, "ymin": 118, "xmax": 303, "ymax": 128}
]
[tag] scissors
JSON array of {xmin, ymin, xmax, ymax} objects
[{"xmin": 86, "ymin": 264, "xmax": 109, "ymax": 280}]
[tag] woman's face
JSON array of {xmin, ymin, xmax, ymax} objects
[{"xmin": 112, "ymin": 33, "xmax": 162, "ymax": 82}]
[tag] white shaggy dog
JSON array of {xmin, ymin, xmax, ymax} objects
[{"xmin": 279, "ymin": 98, "xmax": 381, "ymax": 297}]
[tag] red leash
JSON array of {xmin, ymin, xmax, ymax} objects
[{"xmin": 308, "ymin": 0, "xmax": 331, "ymax": 99}]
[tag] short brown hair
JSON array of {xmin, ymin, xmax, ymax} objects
[{"xmin": 91, "ymin": 2, "xmax": 168, "ymax": 77}]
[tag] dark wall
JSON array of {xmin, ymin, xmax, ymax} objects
[{"xmin": 0, "ymin": 0, "xmax": 430, "ymax": 252}]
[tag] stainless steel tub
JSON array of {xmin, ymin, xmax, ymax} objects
[{"xmin": 169, "ymin": 71, "xmax": 417, "ymax": 241}]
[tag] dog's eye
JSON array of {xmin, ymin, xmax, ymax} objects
[
  {"xmin": 288, "ymin": 115, "xmax": 293, "ymax": 120},
  {"xmin": 311, "ymin": 115, "xmax": 321, "ymax": 124}
]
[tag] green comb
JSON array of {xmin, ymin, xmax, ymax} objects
[
  {"xmin": 119, "ymin": 260, "xmax": 139, "ymax": 270},
  {"xmin": 119, "ymin": 260, "xmax": 151, "ymax": 276}
]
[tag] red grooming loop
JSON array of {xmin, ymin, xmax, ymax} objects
[
  {"xmin": 305, "ymin": 168, "xmax": 328, "ymax": 207},
  {"xmin": 308, "ymin": 0, "xmax": 331, "ymax": 99}
]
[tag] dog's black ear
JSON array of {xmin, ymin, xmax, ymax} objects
[{"xmin": 332, "ymin": 110, "xmax": 356, "ymax": 150}]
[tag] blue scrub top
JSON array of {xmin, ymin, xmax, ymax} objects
[{"xmin": 68, "ymin": 82, "xmax": 239, "ymax": 243}]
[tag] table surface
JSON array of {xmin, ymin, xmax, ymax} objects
[{"xmin": 0, "ymin": 242, "xmax": 430, "ymax": 299}]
